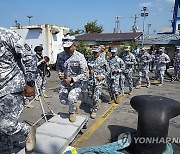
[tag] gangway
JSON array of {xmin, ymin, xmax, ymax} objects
[{"xmin": 14, "ymin": 113, "xmax": 88, "ymax": 154}]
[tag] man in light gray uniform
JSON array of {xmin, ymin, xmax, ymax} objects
[
  {"xmin": 34, "ymin": 46, "xmax": 51, "ymax": 99},
  {"xmin": 132, "ymin": 45, "xmax": 140, "ymax": 72},
  {"xmin": 88, "ymin": 46, "xmax": 109, "ymax": 118},
  {"xmin": 136, "ymin": 47, "xmax": 152, "ymax": 88},
  {"xmin": 173, "ymin": 46, "xmax": 180, "ymax": 81},
  {"xmin": 99, "ymin": 45, "xmax": 106, "ymax": 60},
  {"xmin": 122, "ymin": 46, "xmax": 136, "ymax": 94},
  {"xmin": 107, "ymin": 47, "xmax": 125, "ymax": 103},
  {"xmin": 152, "ymin": 49, "xmax": 160, "ymax": 83},
  {"xmin": 56, "ymin": 35, "xmax": 89, "ymax": 122},
  {"xmin": 0, "ymin": 27, "xmax": 37, "ymax": 153},
  {"xmin": 156, "ymin": 47, "xmax": 170, "ymax": 86}
]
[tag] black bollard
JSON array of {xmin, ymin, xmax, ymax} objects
[{"xmin": 130, "ymin": 95, "xmax": 180, "ymax": 154}]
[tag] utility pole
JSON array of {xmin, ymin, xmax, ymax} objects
[
  {"xmin": 141, "ymin": 7, "xmax": 149, "ymax": 47},
  {"xmin": 132, "ymin": 14, "xmax": 139, "ymax": 32},
  {"xmin": 27, "ymin": 16, "xmax": 33, "ymax": 26},
  {"xmin": 147, "ymin": 24, "xmax": 151, "ymax": 34},
  {"xmin": 114, "ymin": 16, "xmax": 120, "ymax": 33},
  {"xmin": 114, "ymin": 16, "xmax": 124, "ymax": 33}
]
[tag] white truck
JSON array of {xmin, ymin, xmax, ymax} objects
[{"xmin": 11, "ymin": 24, "xmax": 69, "ymax": 64}]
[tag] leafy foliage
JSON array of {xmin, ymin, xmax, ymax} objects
[
  {"xmin": 84, "ymin": 20, "xmax": 103, "ymax": 33},
  {"xmin": 76, "ymin": 40, "xmax": 92, "ymax": 57},
  {"xmin": 117, "ymin": 42, "xmax": 137, "ymax": 57},
  {"xmin": 69, "ymin": 29, "xmax": 84, "ymax": 35}
]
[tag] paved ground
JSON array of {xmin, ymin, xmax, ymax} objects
[{"xmin": 19, "ymin": 70, "xmax": 180, "ymax": 153}]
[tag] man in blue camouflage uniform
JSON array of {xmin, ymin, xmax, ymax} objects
[
  {"xmin": 99, "ymin": 45, "xmax": 106, "ymax": 60},
  {"xmin": 0, "ymin": 27, "xmax": 37, "ymax": 153},
  {"xmin": 34, "ymin": 46, "xmax": 51, "ymax": 100},
  {"xmin": 156, "ymin": 47, "xmax": 170, "ymax": 86},
  {"xmin": 132, "ymin": 45, "xmax": 140, "ymax": 72},
  {"xmin": 122, "ymin": 46, "xmax": 136, "ymax": 94},
  {"xmin": 107, "ymin": 47, "xmax": 125, "ymax": 104},
  {"xmin": 136, "ymin": 47, "xmax": 152, "ymax": 88},
  {"xmin": 88, "ymin": 46, "xmax": 109, "ymax": 119},
  {"xmin": 99, "ymin": 45, "xmax": 109, "ymax": 87},
  {"xmin": 152, "ymin": 49, "xmax": 160, "ymax": 83},
  {"xmin": 56, "ymin": 35, "xmax": 89, "ymax": 122},
  {"xmin": 150, "ymin": 49, "xmax": 156, "ymax": 73},
  {"xmin": 173, "ymin": 46, "xmax": 180, "ymax": 81}
]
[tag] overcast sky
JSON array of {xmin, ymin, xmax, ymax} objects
[{"xmin": 0, "ymin": 0, "xmax": 175, "ymax": 34}]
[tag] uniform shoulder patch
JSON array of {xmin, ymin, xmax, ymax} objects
[{"xmin": 24, "ymin": 44, "xmax": 31, "ymax": 51}]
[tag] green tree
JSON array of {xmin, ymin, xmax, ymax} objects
[
  {"xmin": 69, "ymin": 29, "xmax": 84, "ymax": 35},
  {"xmin": 76, "ymin": 40, "xmax": 92, "ymax": 57},
  {"xmin": 84, "ymin": 20, "xmax": 103, "ymax": 33}
]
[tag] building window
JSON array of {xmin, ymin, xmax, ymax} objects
[{"xmin": 178, "ymin": 24, "xmax": 180, "ymax": 30}]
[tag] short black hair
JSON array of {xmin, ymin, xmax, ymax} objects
[{"xmin": 34, "ymin": 46, "xmax": 43, "ymax": 52}]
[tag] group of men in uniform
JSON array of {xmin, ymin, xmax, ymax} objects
[
  {"xmin": 55, "ymin": 37, "xmax": 137, "ymax": 121},
  {"xmin": 56, "ymin": 35, "xmax": 180, "ymax": 122},
  {"xmin": 1, "ymin": 27, "xmax": 180, "ymax": 153}
]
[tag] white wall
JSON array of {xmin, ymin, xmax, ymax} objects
[{"xmin": 12, "ymin": 25, "xmax": 69, "ymax": 64}]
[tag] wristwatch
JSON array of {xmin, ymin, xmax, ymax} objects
[{"xmin": 26, "ymin": 80, "xmax": 35, "ymax": 87}]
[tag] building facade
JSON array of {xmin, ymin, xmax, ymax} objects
[{"xmin": 11, "ymin": 24, "xmax": 69, "ymax": 64}]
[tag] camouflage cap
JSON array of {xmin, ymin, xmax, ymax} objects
[
  {"xmin": 62, "ymin": 35, "xmax": 75, "ymax": 48},
  {"xmin": 111, "ymin": 47, "xmax": 118, "ymax": 53},
  {"xmin": 124, "ymin": 46, "xmax": 131, "ymax": 51},
  {"xmin": 99, "ymin": 45, "xmax": 105, "ymax": 50},
  {"xmin": 140, "ymin": 47, "xmax": 146, "ymax": 51},
  {"xmin": 159, "ymin": 47, "xmax": 165, "ymax": 51},
  {"xmin": 92, "ymin": 46, "xmax": 101, "ymax": 52},
  {"xmin": 176, "ymin": 46, "xmax": 180, "ymax": 50}
]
